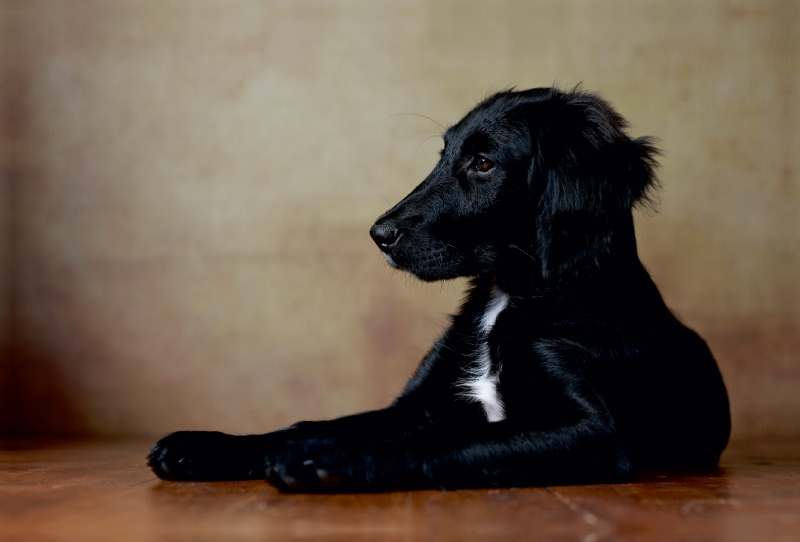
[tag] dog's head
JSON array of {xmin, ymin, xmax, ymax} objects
[{"xmin": 371, "ymin": 87, "xmax": 659, "ymax": 284}]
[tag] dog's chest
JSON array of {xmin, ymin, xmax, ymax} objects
[{"xmin": 460, "ymin": 286, "xmax": 510, "ymax": 422}]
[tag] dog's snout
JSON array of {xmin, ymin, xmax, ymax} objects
[{"xmin": 370, "ymin": 223, "xmax": 401, "ymax": 252}]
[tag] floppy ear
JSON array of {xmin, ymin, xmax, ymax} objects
[{"xmin": 526, "ymin": 92, "xmax": 659, "ymax": 279}]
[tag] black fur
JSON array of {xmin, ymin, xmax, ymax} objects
[{"xmin": 149, "ymin": 87, "xmax": 730, "ymax": 491}]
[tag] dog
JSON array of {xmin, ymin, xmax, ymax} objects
[{"xmin": 149, "ymin": 87, "xmax": 731, "ymax": 491}]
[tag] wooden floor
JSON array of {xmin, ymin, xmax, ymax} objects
[{"xmin": 1, "ymin": 439, "xmax": 799, "ymax": 541}]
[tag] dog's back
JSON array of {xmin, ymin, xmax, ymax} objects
[{"xmin": 574, "ymin": 257, "xmax": 731, "ymax": 470}]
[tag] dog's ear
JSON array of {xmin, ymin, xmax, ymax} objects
[{"xmin": 523, "ymin": 91, "xmax": 659, "ymax": 279}]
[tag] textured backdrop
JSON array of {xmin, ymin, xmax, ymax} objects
[{"xmin": 2, "ymin": 0, "xmax": 798, "ymax": 438}]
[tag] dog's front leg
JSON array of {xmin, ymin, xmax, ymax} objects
[
  {"xmin": 263, "ymin": 415, "xmax": 633, "ymax": 492},
  {"xmin": 149, "ymin": 329, "xmax": 463, "ymax": 482},
  {"xmin": 264, "ymin": 345, "xmax": 636, "ymax": 492},
  {"xmin": 148, "ymin": 402, "xmax": 428, "ymax": 481}
]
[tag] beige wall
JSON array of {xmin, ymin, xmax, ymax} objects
[{"xmin": 2, "ymin": 1, "xmax": 798, "ymax": 438}]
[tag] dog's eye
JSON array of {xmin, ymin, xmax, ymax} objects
[{"xmin": 472, "ymin": 156, "xmax": 495, "ymax": 173}]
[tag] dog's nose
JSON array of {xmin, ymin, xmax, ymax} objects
[{"xmin": 370, "ymin": 223, "xmax": 401, "ymax": 252}]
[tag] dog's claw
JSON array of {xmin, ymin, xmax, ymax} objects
[
  {"xmin": 281, "ymin": 475, "xmax": 308, "ymax": 491},
  {"xmin": 317, "ymin": 469, "xmax": 342, "ymax": 486}
]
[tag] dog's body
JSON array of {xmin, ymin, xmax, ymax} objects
[{"xmin": 149, "ymin": 87, "xmax": 730, "ymax": 491}]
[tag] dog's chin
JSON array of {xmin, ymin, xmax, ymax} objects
[
  {"xmin": 383, "ymin": 251, "xmax": 490, "ymax": 282},
  {"xmin": 410, "ymin": 268, "xmax": 464, "ymax": 283}
]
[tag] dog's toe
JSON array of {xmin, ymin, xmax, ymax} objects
[
  {"xmin": 148, "ymin": 443, "xmax": 191, "ymax": 480},
  {"xmin": 269, "ymin": 463, "xmax": 311, "ymax": 492},
  {"xmin": 280, "ymin": 474, "xmax": 310, "ymax": 491},
  {"xmin": 147, "ymin": 431, "xmax": 224, "ymax": 480}
]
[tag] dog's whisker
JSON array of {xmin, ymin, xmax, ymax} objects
[
  {"xmin": 414, "ymin": 134, "xmax": 444, "ymax": 159},
  {"xmin": 387, "ymin": 112, "xmax": 446, "ymax": 131},
  {"xmin": 508, "ymin": 244, "xmax": 537, "ymax": 263}
]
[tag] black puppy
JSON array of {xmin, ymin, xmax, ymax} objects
[{"xmin": 149, "ymin": 87, "xmax": 730, "ymax": 491}]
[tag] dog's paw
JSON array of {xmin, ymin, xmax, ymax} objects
[
  {"xmin": 264, "ymin": 438, "xmax": 334, "ymax": 491},
  {"xmin": 148, "ymin": 431, "xmax": 227, "ymax": 480},
  {"xmin": 148, "ymin": 431, "xmax": 267, "ymax": 481},
  {"xmin": 264, "ymin": 439, "xmax": 411, "ymax": 493}
]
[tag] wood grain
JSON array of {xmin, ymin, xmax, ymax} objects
[{"xmin": 1, "ymin": 438, "xmax": 799, "ymax": 541}]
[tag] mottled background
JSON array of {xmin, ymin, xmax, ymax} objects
[{"xmin": 1, "ymin": 1, "xmax": 797, "ymax": 439}]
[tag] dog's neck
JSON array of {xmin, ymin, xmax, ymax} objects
[{"xmin": 493, "ymin": 211, "xmax": 641, "ymax": 298}]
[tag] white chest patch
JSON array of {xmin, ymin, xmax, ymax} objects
[{"xmin": 459, "ymin": 286, "xmax": 509, "ymax": 422}]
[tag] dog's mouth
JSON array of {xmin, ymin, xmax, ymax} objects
[
  {"xmin": 370, "ymin": 201, "xmax": 512, "ymax": 281},
  {"xmin": 370, "ymin": 226, "xmax": 490, "ymax": 283},
  {"xmin": 381, "ymin": 251, "xmax": 399, "ymax": 268}
]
